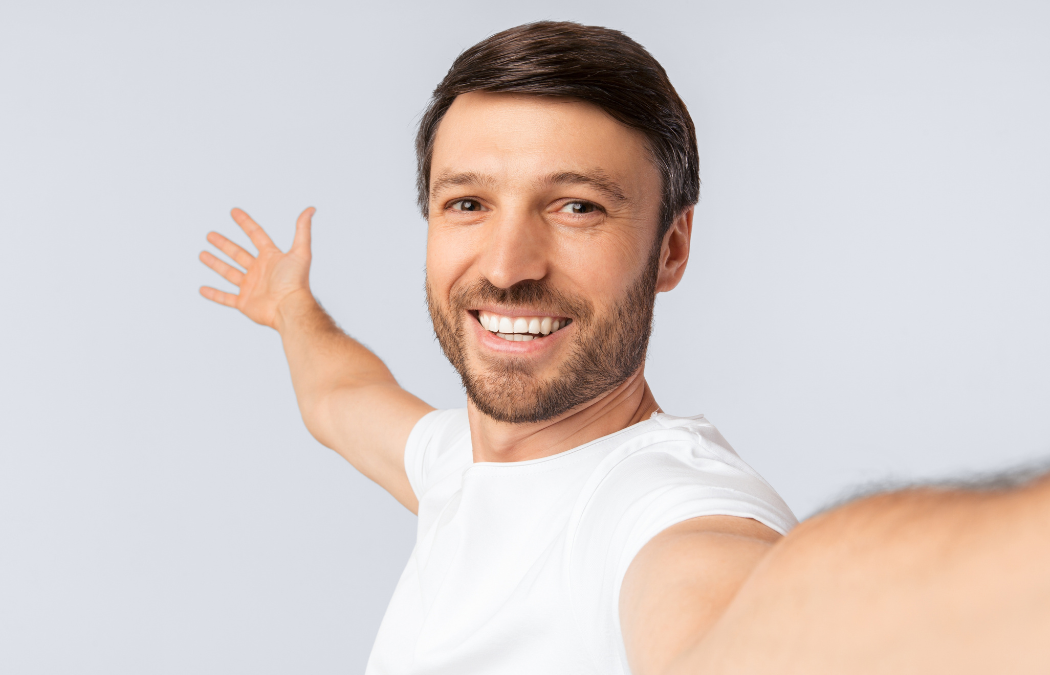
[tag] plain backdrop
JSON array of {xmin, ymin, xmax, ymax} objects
[{"xmin": 1, "ymin": 0, "xmax": 1047, "ymax": 672}]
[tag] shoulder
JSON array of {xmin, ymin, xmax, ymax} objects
[
  {"xmin": 576, "ymin": 413, "xmax": 797, "ymax": 540},
  {"xmin": 566, "ymin": 414, "xmax": 797, "ymax": 672},
  {"xmin": 404, "ymin": 408, "xmax": 472, "ymax": 500}
]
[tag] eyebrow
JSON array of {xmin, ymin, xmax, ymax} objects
[
  {"xmin": 541, "ymin": 170, "xmax": 629, "ymax": 205},
  {"xmin": 430, "ymin": 171, "xmax": 496, "ymax": 200},
  {"xmin": 429, "ymin": 169, "xmax": 630, "ymax": 205}
]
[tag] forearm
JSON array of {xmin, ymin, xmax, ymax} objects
[
  {"xmin": 275, "ymin": 289, "xmax": 395, "ymax": 413},
  {"xmin": 272, "ymin": 289, "xmax": 430, "ymax": 507},
  {"xmin": 673, "ymin": 475, "xmax": 1050, "ymax": 674}
]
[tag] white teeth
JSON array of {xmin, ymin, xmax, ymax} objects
[
  {"xmin": 493, "ymin": 332, "xmax": 535, "ymax": 341},
  {"xmin": 479, "ymin": 311, "xmax": 569, "ymax": 339}
]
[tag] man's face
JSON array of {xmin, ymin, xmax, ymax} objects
[{"xmin": 425, "ymin": 92, "xmax": 666, "ymax": 423}]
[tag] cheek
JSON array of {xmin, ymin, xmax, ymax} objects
[
  {"xmin": 426, "ymin": 223, "xmax": 477, "ymax": 292},
  {"xmin": 554, "ymin": 231, "xmax": 645, "ymax": 309}
]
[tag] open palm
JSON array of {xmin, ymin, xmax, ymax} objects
[{"xmin": 199, "ymin": 207, "xmax": 315, "ymax": 329}]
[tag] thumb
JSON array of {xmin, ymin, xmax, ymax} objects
[{"xmin": 292, "ymin": 206, "xmax": 315, "ymax": 253}]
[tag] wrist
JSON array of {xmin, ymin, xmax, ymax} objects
[{"xmin": 274, "ymin": 288, "xmax": 318, "ymax": 334}]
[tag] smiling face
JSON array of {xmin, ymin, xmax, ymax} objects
[{"xmin": 425, "ymin": 92, "xmax": 671, "ymax": 423}]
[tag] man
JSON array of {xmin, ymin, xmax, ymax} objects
[{"xmin": 200, "ymin": 21, "xmax": 1049, "ymax": 675}]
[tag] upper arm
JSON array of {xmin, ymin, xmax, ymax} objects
[
  {"xmin": 312, "ymin": 381, "xmax": 434, "ymax": 514},
  {"xmin": 619, "ymin": 515, "xmax": 781, "ymax": 675}
]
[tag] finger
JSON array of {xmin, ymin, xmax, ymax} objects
[
  {"xmin": 199, "ymin": 250, "xmax": 246, "ymax": 285},
  {"xmin": 206, "ymin": 231, "xmax": 255, "ymax": 269},
  {"xmin": 292, "ymin": 207, "xmax": 315, "ymax": 253},
  {"xmin": 230, "ymin": 208, "xmax": 276, "ymax": 253},
  {"xmin": 199, "ymin": 285, "xmax": 239, "ymax": 308}
]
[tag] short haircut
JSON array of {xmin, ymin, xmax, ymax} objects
[{"xmin": 416, "ymin": 21, "xmax": 700, "ymax": 237}]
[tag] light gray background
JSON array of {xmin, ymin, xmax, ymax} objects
[{"xmin": 1, "ymin": 0, "xmax": 1047, "ymax": 672}]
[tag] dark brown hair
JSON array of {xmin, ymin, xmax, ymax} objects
[{"xmin": 415, "ymin": 21, "xmax": 699, "ymax": 237}]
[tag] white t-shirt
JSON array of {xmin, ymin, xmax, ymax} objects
[{"xmin": 366, "ymin": 409, "xmax": 797, "ymax": 675}]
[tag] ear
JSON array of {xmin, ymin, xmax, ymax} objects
[{"xmin": 655, "ymin": 206, "xmax": 694, "ymax": 293}]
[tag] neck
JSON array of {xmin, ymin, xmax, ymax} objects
[{"xmin": 466, "ymin": 368, "xmax": 661, "ymax": 463}]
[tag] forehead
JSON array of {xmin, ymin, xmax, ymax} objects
[{"xmin": 430, "ymin": 92, "xmax": 658, "ymax": 194}]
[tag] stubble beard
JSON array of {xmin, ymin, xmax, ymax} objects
[{"xmin": 425, "ymin": 243, "xmax": 661, "ymax": 424}]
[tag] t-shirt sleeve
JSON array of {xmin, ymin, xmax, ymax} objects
[
  {"xmin": 567, "ymin": 418, "xmax": 797, "ymax": 674},
  {"xmin": 403, "ymin": 408, "xmax": 471, "ymax": 501}
]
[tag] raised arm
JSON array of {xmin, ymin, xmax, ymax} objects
[{"xmin": 199, "ymin": 208, "xmax": 433, "ymax": 512}]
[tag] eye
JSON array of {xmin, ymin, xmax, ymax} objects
[
  {"xmin": 450, "ymin": 199, "xmax": 484, "ymax": 212},
  {"xmin": 558, "ymin": 201, "xmax": 597, "ymax": 215}
]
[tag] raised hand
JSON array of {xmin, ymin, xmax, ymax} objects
[{"xmin": 199, "ymin": 207, "xmax": 315, "ymax": 329}]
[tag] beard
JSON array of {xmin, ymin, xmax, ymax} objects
[{"xmin": 425, "ymin": 242, "xmax": 661, "ymax": 424}]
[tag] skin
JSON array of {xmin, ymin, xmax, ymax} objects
[
  {"xmin": 425, "ymin": 92, "xmax": 677, "ymax": 462},
  {"xmin": 673, "ymin": 477, "xmax": 1050, "ymax": 674}
]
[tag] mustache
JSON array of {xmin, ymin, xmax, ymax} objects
[{"xmin": 449, "ymin": 277, "xmax": 594, "ymax": 322}]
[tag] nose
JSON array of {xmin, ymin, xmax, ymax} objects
[{"xmin": 476, "ymin": 207, "xmax": 550, "ymax": 289}]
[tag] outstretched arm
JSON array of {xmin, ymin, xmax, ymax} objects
[
  {"xmin": 622, "ymin": 474, "xmax": 1050, "ymax": 675},
  {"xmin": 683, "ymin": 474, "xmax": 1050, "ymax": 674},
  {"xmin": 200, "ymin": 208, "xmax": 432, "ymax": 512}
]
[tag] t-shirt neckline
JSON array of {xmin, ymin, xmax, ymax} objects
[{"xmin": 467, "ymin": 416, "xmax": 663, "ymax": 471}]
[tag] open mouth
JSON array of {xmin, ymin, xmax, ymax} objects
[{"xmin": 472, "ymin": 310, "xmax": 573, "ymax": 342}]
